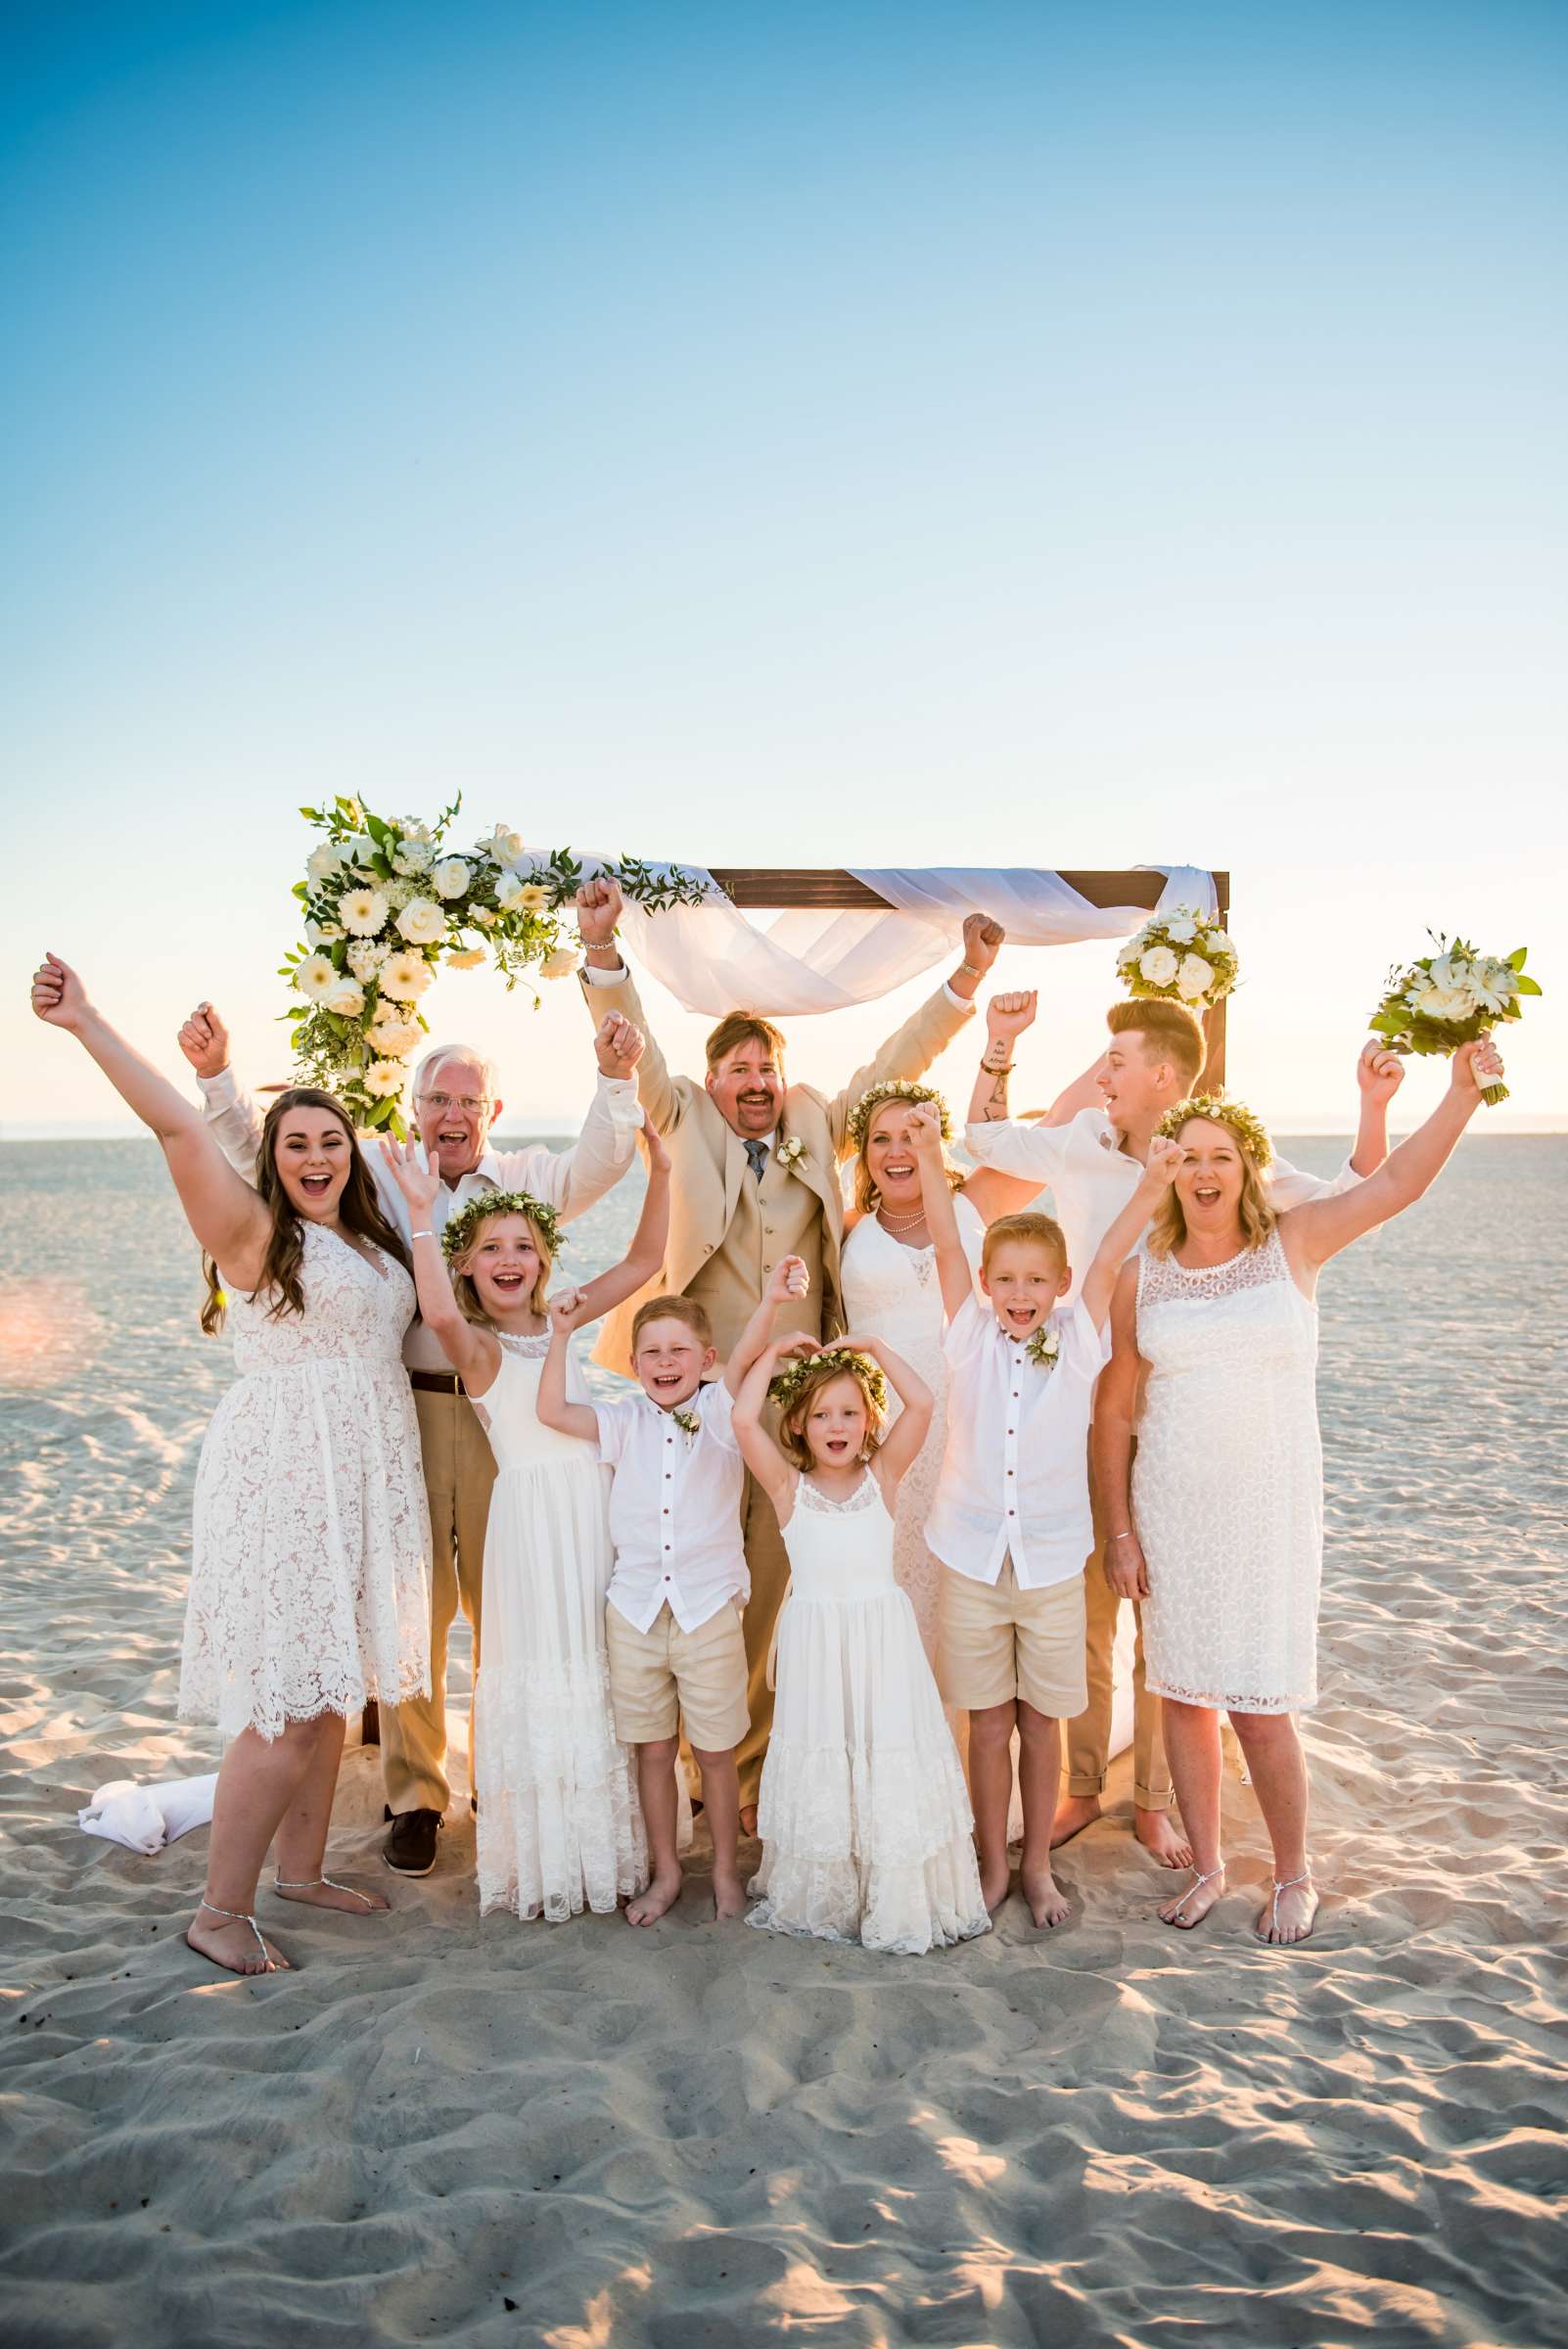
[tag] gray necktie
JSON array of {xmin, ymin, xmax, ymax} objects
[{"xmin": 745, "ymin": 1138, "xmax": 768, "ymax": 1182}]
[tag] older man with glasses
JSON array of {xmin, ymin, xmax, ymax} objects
[{"xmin": 178, "ymin": 1001, "xmax": 645, "ymax": 1875}]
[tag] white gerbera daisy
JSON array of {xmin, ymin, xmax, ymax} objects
[{"xmin": 340, "ymin": 887, "xmax": 390, "ymax": 937}]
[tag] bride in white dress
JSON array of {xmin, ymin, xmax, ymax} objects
[{"xmin": 1095, "ymin": 1046, "xmax": 1501, "ymax": 1948}]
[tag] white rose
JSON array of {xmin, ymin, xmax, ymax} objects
[
  {"xmin": 1205, "ymin": 929, "xmax": 1234, "ymax": 954},
  {"xmin": 294, "ymin": 952, "xmax": 338, "ymax": 1001},
  {"xmin": 379, "ymin": 948, "xmax": 435, "ymax": 1001},
  {"xmin": 1164, "ymin": 914, "xmax": 1197, "ymax": 944},
  {"xmin": 484, "ymin": 826, "xmax": 525, "ymax": 863},
  {"xmin": 493, "ymin": 869, "xmax": 526, "ymax": 909},
  {"xmin": 1416, "ymin": 983, "xmax": 1475, "ymax": 1022},
  {"xmin": 539, "ymin": 946, "xmax": 578, "ymax": 979},
  {"xmin": 325, "ymin": 977, "xmax": 366, "ymax": 1018},
  {"xmin": 1139, "ymin": 945, "xmax": 1179, "ymax": 988},
  {"xmin": 1116, "ymin": 939, "xmax": 1139, "ymax": 969},
  {"xmin": 446, "ymin": 945, "xmax": 487, "ymax": 970},
  {"xmin": 474, "ymin": 907, "xmax": 497, "ymax": 928},
  {"xmin": 339, "ymin": 887, "xmax": 389, "ymax": 937},
  {"xmin": 364, "ymin": 1059, "xmax": 407, "ymax": 1099},
  {"xmin": 368, "ymin": 1014, "xmax": 423, "ymax": 1057},
  {"xmin": 346, "ymin": 940, "xmax": 389, "ymax": 980},
  {"xmin": 1176, "ymin": 953, "xmax": 1213, "ymax": 1000},
  {"xmin": 306, "ymin": 843, "xmax": 344, "ymax": 885},
  {"xmin": 396, "ymin": 897, "xmax": 446, "ymax": 945},
  {"xmin": 433, "ymin": 856, "xmax": 472, "ymax": 899}
]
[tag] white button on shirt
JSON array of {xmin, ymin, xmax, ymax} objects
[
  {"xmin": 926, "ymin": 1294, "xmax": 1111, "ymax": 1590},
  {"xmin": 594, "ymin": 1380, "xmax": 747, "ymax": 1634}
]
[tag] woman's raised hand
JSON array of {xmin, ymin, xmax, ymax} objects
[
  {"xmin": 986, "ymin": 990, "xmax": 1037, "ymax": 1047},
  {"xmin": 378, "ymin": 1135, "xmax": 441, "ymax": 1214},
  {"xmin": 1452, "ymin": 1036, "xmax": 1503, "ymax": 1098},
  {"xmin": 30, "ymin": 952, "xmax": 91, "ymax": 1032},
  {"xmin": 1356, "ymin": 1039, "xmax": 1406, "ymax": 1107},
  {"xmin": 904, "ymin": 1101, "xmax": 945, "ymax": 1155}
]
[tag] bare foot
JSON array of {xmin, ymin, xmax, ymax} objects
[
  {"xmin": 1021, "ymin": 1865, "xmax": 1070, "ymax": 1929},
  {"xmin": 1256, "ymin": 1875, "xmax": 1319, "ymax": 1946},
  {"xmin": 186, "ymin": 1908, "xmax": 290, "ymax": 1975},
  {"xmin": 713, "ymin": 1869, "xmax": 748, "ymax": 1920},
  {"xmin": 1134, "ymin": 1806, "xmax": 1194, "ymax": 1869},
  {"xmin": 1159, "ymin": 1865, "xmax": 1225, "ymax": 1930},
  {"xmin": 979, "ymin": 1855, "xmax": 1012, "ymax": 1912},
  {"xmin": 273, "ymin": 1877, "xmax": 390, "ymax": 1913},
  {"xmin": 625, "ymin": 1866, "xmax": 682, "ymax": 1927},
  {"xmin": 1050, "ymin": 1791, "xmax": 1102, "ymax": 1849},
  {"xmin": 738, "ymin": 1804, "xmax": 759, "ymax": 1837}
]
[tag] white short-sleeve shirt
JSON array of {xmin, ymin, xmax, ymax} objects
[
  {"xmin": 925, "ymin": 1293, "xmax": 1112, "ymax": 1590},
  {"xmin": 593, "ymin": 1379, "xmax": 747, "ymax": 1634}
]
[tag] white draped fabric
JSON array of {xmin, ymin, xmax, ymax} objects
[{"xmin": 522, "ymin": 857, "xmax": 1219, "ymax": 1018}]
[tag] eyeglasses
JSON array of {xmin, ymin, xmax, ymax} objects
[{"xmin": 419, "ymin": 1090, "xmax": 491, "ymax": 1115}]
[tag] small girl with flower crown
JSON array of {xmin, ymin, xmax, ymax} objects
[
  {"xmin": 730, "ymin": 1331, "xmax": 991, "ymax": 1953},
  {"xmin": 381, "ymin": 1128, "xmax": 669, "ymax": 1923}
]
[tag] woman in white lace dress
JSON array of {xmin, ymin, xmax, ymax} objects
[
  {"xmin": 1095, "ymin": 1042, "xmax": 1503, "ymax": 1947},
  {"xmin": 732, "ymin": 1335, "xmax": 989, "ymax": 1953},
  {"xmin": 31, "ymin": 954, "xmax": 431, "ymax": 1978},
  {"xmin": 838, "ymin": 1081, "xmax": 1041, "ymax": 1660},
  {"xmin": 381, "ymin": 1128, "xmax": 670, "ymax": 1923}
]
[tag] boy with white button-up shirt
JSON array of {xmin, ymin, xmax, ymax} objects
[
  {"xmin": 909, "ymin": 1104, "xmax": 1180, "ymax": 1929},
  {"xmin": 538, "ymin": 1257, "xmax": 808, "ymax": 1925}
]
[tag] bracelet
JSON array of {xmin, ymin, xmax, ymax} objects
[
  {"xmin": 1109, "ymin": 1531, "xmax": 1136, "ymax": 1543},
  {"xmin": 982, "ymin": 1061, "xmax": 1014, "ymax": 1076},
  {"xmin": 410, "ymin": 1229, "xmax": 435, "ymax": 1240},
  {"xmin": 960, "ymin": 961, "xmax": 986, "ymax": 977}
]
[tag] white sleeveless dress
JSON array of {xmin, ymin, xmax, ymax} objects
[
  {"xmin": 470, "ymin": 1335, "xmax": 647, "ymax": 1921},
  {"xmin": 1133, "ymin": 1231, "xmax": 1323, "ymax": 1714},
  {"xmin": 747, "ymin": 1471, "xmax": 990, "ymax": 1955},
  {"xmin": 838, "ymin": 1194, "xmax": 986, "ymax": 1664},
  {"xmin": 183, "ymin": 1221, "xmax": 431, "ymax": 1740}
]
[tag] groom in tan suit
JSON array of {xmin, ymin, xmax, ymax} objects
[{"xmin": 575, "ymin": 878, "xmax": 1003, "ymax": 1819}]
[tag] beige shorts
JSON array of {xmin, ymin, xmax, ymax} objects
[
  {"xmin": 605, "ymin": 1599, "xmax": 750, "ymax": 1753},
  {"xmin": 940, "ymin": 1557, "xmax": 1088, "ymax": 1718}
]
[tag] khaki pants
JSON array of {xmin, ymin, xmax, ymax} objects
[
  {"xmin": 1063, "ymin": 1526, "xmax": 1173, "ymax": 1813},
  {"xmin": 733, "ymin": 1470, "xmax": 791, "ymax": 1812},
  {"xmin": 381, "ymin": 1385, "xmax": 497, "ymax": 1816}
]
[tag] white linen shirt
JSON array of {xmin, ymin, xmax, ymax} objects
[
  {"xmin": 963, "ymin": 1109, "xmax": 1366, "ymax": 1304},
  {"xmin": 926, "ymin": 1293, "xmax": 1112, "ymax": 1589},
  {"xmin": 594, "ymin": 1379, "xmax": 748, "ymax": 1634}
]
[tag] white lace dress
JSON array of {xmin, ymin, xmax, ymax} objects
[
  {"xmin": 1132, "ymin": 1231, "xmax": 1323, "ymax": 1714},
  {"xmin": 470, "ymin": 1335, "xmax": 646, "ymax": 1921},
  {"xmin": 747, "ymin": 1470, "xmax": 990, "ymax": 1955},
  {"xmin": 838, "ymin": 1195, "xmax": 986, "ymax": 1664},
  {"xmin": 182, "ymin": 1221, "xmax": 432, "ymax": 1741}
]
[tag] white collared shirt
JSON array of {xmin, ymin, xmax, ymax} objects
[
  {"xmin": 964, "ymin": 1109, "xmax": 1365, "ymax": 1304},
  {"xmin": 593, "ymin": 1379, "xmax": 747, "ymax": 1633},
  {"xmin": 926, "ymin": 1293, "xmax": 1111, "ymax": 1589}
]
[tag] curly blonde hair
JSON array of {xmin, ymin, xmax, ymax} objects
[{"xmin": 1146, "ymin": 1108, "xmax": 1275, "ymax": 1260}]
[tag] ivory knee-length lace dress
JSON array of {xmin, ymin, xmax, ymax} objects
[
  {"xmin": 470, "ymin": 1334, "xmax": 646, "ymax": 1922},
  {"xmin": 1132, "ymin": 1231, "xmax": 1323, "ymax": 1715},
  {"xmin": 182, "ymin": 1221, "xmax": 432, "ymax": 1740},
  {"xmin": 747, "ymin": 1470, "xmax": 990, "ymax": 1955}
]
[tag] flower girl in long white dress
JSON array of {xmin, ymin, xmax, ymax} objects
[
  {"xmin": 731, "ymin": 1334, "xmax": 990, "ymax": 1954},
  {"xmin": 382, "ymin": 1128, "xmax": 669, "ymax": 1923}
]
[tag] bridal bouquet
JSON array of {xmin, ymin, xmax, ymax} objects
[
  {"xmin": 1116, "ymin": 906, "xmax": 1237, "ymax": 1010},
  {"xmin": 1369, "ymin": 936, "xmax": 1539, "ymax": 1107},
  {"xmin": 282, "ymin": 797, "xmax": 712, "ymax": 1130}
]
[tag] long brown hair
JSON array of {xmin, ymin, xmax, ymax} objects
[{"xmin": 201, "ymin": 1087, "xmax": 411, "ymax": 1333}]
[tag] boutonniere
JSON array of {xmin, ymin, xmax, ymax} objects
[
  {"xmin": 776, "ymin": 1134, "xmax": 807, "ymax": 1171},
  {"xmin": 1026, "ymin": 1326, "xmax": 1061, "ymax": 1373},
  {"xmin": 671, "ymin": 1406, "xmax": 701, "ymax": 1438}
]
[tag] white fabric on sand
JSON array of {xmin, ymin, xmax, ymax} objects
[{"xmin": 77, "ymin": 1773, "xmax": 218, "ymax": 1855}]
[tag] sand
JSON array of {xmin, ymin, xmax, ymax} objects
[{"xmin": 2, "ymin": 1134, "xmax": 1565, "ymax": 2347}]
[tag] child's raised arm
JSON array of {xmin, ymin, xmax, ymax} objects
[
  {"xmin": 723, "ymin": 1255, "xmax": 811, "ymax": 1397},
  {"xmin": 535, "ymin": 1302, "xmax": 602, "ymax": 1445},
  {"xmin": 839, "ymin": 1333, "xmax": 933, "ymax": 1495},
  {"xmin": 539, "ymin": 1124, "xmax": 671, "ymax": 1334},
  {"xmin": 1080, "ymin": 1136, "xmax": 1181, "ymax": 1329},
  {"xmin": 730, "ymin": 1339, "xmax": 803, "ymax": 1515},
  {"xmin": 907, "ymin": 1102, "xmax": 972, "ymax": 1322},
  {"xmin": 379, "ymin": 1138, "xmax": 501, "ymax": 1391}
]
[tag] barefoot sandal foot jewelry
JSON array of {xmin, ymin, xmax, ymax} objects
[
  {"xmin": 1165, "ymin": 1864, "xmax": 1224, "ymax": 1927},
  {"xmin": 273, "ymin": 1874, "xmax": 380, "ymax": 1909}
]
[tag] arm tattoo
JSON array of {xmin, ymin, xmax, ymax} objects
[{"xmin": 978, "ymin": 1061, "xmax": 1011, "ymax": 1121}]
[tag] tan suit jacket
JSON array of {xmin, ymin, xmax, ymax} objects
[{"xmin": 579, "ymin": 966, "xmax": 975, "ymax": 1372}]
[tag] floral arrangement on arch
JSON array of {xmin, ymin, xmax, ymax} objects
[
  {"xmin": 1116, "ymin": 906, "xmax": 1238, "ymax": 1011},
  {"xmin": 282, "ymin": 797, "xmax": 712, "ymax": 1131}
]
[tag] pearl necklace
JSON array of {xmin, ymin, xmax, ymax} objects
[{"xmin": 878, "ymin": 1204, "xmax": 929, "ymax": 1232}]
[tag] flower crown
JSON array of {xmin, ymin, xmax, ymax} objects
[
  {"xmin": 1156, "ymin": 1094, "xmax": 1273, "ymax": 1171},
  {"xmin": 846, "ymin": 1081, "xmax": 952, "ymax": 1154},
  {"xmin": 767, "ymin": 1347, "xmax": 888, "ymax": 1418},
  {"xmin": 441, "ymin": 1189, "xmax": 565, "ymax": 1264}
]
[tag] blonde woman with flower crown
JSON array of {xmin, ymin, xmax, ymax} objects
[{"xmin": 1093, "ymin": 1037, "xmax": 1504, "ymax": 1947}]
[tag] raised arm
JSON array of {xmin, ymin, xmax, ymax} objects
[
  {"xmin": 535, "ymin": 1305, "xmax": 602, "ymax": 1445},
  {"xmin": 1349, "ymin": 1039, "xmax": 1403, "ymax": 1174},
  {"xmin": 968, "ymin": 990, "xmax": 1035, "ymax": 1126},
  {"xmin": 907, "ymin": 1101, "xmax": 975, "ymax": 1322},
  {"xmin": 545, "ymin": 1127, "xmax": 672, "ymax": 1332},
  {"xmin": 494, "ymin": 1014, "xmax": 646, "ymax": 1221},
  {"xmin": 729, "ymin": 1342, "xmax": 801, "ymax": 1514},
  {"xmin": 722, "ymin": 1255, "xmax": 811, "ymax": 1396},
  {"xmin": 378, "ymin": 1138, "xmax": 500, "ymax": 1391},
  {"xmin": 36, "ymin": 955, "xmax": 267, "ymax": 1278},
  {"xmin": 176, "ymin": 998, "xmax": 266, "ymax": 1181},
  {"xmin": 821, "ymin": 912, "xmax": 1000, "ymax": 1155},
  {"xmin": 1080, "ymin": 1137, "xmax": 1180, "ymax": 1328},
  {"xmin": 1093, "ymin": 1262, "xmax": 1148, "ymax": 1601},
  {"xmin": 1281, "ymin": 1039, "xmax": 1501, "ymax": 1275},
  {"xmin": 574, "ymin": 879, "xmax": 684, "ymax": 1134},
  {"xmin": 837, "ymin": 1333, "xmax": 933, "ymax": 1489}
]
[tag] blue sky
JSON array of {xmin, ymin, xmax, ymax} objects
[{"xmin": 5, "ymin": 0, "xmax": 1565, "ymax": 1132}]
